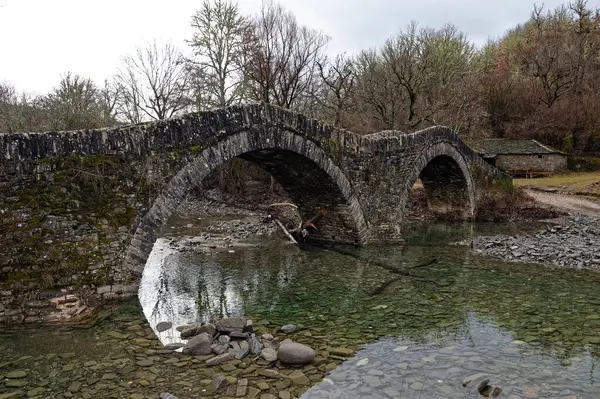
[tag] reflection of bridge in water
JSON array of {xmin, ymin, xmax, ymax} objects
[
  {"xmin": 137, "ymin": 224, "xmax": 600, "ymax": 397},
  {"xmin": 139, "ymin": 222, "xmax": 600, "ymax": 371}
]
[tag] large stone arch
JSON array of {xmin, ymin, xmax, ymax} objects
[
  {"xmin": 124, "ymin": 127, "xmax": 368, "ymax": 273},
  {"xmin": 400, "ymin": 142, "xmax": 475, "ymax": 221}
]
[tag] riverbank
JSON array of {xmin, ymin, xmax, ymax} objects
[{"xmin": 467, "ymin": 214, "xmax": 600, "ymax": 270}]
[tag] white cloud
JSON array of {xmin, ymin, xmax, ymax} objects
[{"xmin": 0, "ymin": 0, "xmax": 584, "ymax": 94}]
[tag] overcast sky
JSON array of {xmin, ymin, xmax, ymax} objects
[{"xmin": 0, "ymin": 0, "xmax": 588, "ymax": 95}]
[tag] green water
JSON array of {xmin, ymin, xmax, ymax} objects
[{"xmin": 2, "ymin": 222, "xmax": 600, "ymax": 398}]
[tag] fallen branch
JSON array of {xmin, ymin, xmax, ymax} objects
[
  {"xmin": 318, "ymin": 246, "xmax": 437, "ymax": 275},
  {"xmin": 407, "ymin": 258, "xmax": 437, "ymax": 269},
  {"xmin": 370, "ymin": 276, "xmax": 402, "ymax": 296},
  {"xmin": 274, "ymin": 219, "xmax": 298, "ymax": 245}
]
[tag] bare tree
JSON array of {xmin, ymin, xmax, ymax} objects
[
  {"xmin": 0, "ymin": 82, "xmax": 17, "ymax": 132},
  {"xmin": 244, "ymin": 1, "xmax": 330, "ymax": 110},
  {"xmin": 98, "ymin": 79, "xmax": 120, "ymax": 125},
  {"xmin": 354, "ymin": 49, "xmax": 405, "ymax": 131},
  {"xmin": 520, "ymin": 4, "xmax": 575, "ymax": 107},
  {"xmin": 115, "ymin": 41, "xmax": 191, "ymax": 122},
  {"xmin": 315, "ymin": 53, "xmax": 356, "ymax": 126},
  {"xmin": 188, "ymin": 0, "xmax": 249, "ymax": 109},
  {"xmin": 382, "ymin": 22, "xmax": 428, "ymax": 125}
]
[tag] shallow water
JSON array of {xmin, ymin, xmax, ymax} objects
[{"xmin": 2, "ymin": 221, "xmax": 600, "ymax": 398}]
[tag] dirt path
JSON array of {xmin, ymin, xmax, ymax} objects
[{"xmin": 525, "ymin": 189, "xmax": 600, "ymax": 217}]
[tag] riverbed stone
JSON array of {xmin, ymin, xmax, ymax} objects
[
  {"xmin": 288, "ymin": 370, "xmax": 310, "ymax": 385},
  {"xmin": 205, "ymin": 353, "xmax": 234, "ymax": 366},
  {"xmin": 249, "ymin": 337, "xmax": 263, "ymax": 354},
  {"xmin": 5, "ymin": 370, "xmax": 28, "ymax": 379},
  {"xmin": 277, "ymin": 342, "xmax": 316, "ymax": 365},
  {"xmin": 261, "ymin": 348, "xmax": 278, "ymax": 362},
  {"xmin": 462, "ymin": 373, "xmax": 488, "ymax": 387},
  {"xmin": 330, "ymin": 347, "xmax": 354, "ymax": 357},
  {"xmin": 218, "ymin": 335, "xmax": 231, "ymax": 344},
  {"xmin": 206, "ymin": 374, "xmax": 229, "ymax": 394},
  {"xmin": 258, "ymin": 369, "xmax": 280, "ymax": 378},
  {"xmin": 182, "ymin": 332, "xmax": 213, "ymax": 355},
  {"xmin": 67, "ymin": 381, "xmax": 82, "ymax": 392},
  {"xmin": 236, "ymin": 378, "xmax": 248, "ymax": 397},
  {"xmin": 136, "ymin": 359, "xmax": 154, "ymax": 367},
  {"xmin": 164, "ymin": 343, "xmax": 184, "ymax": 351},
  {"xmin": 280, "ymin": 324, "xmax": 296, "ymax": 334},
  {"xmin": 179, "ymin": 323, "xmax": 203, "ymax": 338},
  {"xmin": 27, "ymin": 387, "xmax": 46, "ymax": 397},
  {"xmin": 243, "ymin": 320, "xmax": 253, "ymax": 333},
  {"xmin": 216, "ymin": 317, "xmax": 247, "ymax": 332},
  {"xmin": 278, "ymin": 391, "xmax": 291, "ymax": 399},
  {"xmin": 230, "ymin": 331, "xmax": 250, "ymax": 339},
  {"xmin": 212, "ymin": 343, "xmax": 229, "ymax": 355},
  {"xmin": 156, "ymin": 321, "xmax": 172, "ymax": 332},
  {"xmin": 5, "ymin": 379, "xmax": 28, "ymax": 387},
  {"xmin": 235, "ymin": 341, "xmax": 250, "ymax": 360},
  {"xmin": 0, "ymin": 391, "xmax": 25, "ymax": 399}
]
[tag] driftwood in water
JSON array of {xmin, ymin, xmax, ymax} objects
[
  {"xmin": 269, "ymin": 209, "xmax": 326, "ymax": 244},
  {"xmin": 322, "ymin": 246, "xmax": 436, "ymax": 276},
  {"xmin": 367, "ymin": 258, "xmax": 440, "ymax": 295},
  {"xmin": 312, "ymin": 245, "xmax": 441, "ymax": 295},
  {"xmin": 370, "ymin": 276, "xmax": 402, "ymax": 296},
  {"xmin": 274, "ymin": 219, "xmax": 298, "ymax": 244}
]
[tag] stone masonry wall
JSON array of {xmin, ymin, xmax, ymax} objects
[
  {"xmin": 0, "ymin": 103, "xmax": 508, "ymax": 325},
  {"xmin": 496, "ymin": 154, "xmax": 568, "ymax": 173}
]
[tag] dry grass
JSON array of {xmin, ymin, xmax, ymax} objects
[{"xmin": 513, "ymin": 172, "xmax": 600, "ymax": 196}]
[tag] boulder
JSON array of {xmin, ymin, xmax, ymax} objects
[
  {"xmin": 277, "ymin": 342, "xmax": 315, "ymax": 365},
  {"xmin": 156, "ymin": 321, "xmax": 172, "ymax": 332},
  {"xmin": 180, "ymin": 323, "xmax": 215, "ymax": 339},
  {"xmin": 182, "ymin": 332, "xmax": 213, "ymax": 355},
  {"xmin": 216, "ymin": 317, "xmax": 247, "ymax": 333}
]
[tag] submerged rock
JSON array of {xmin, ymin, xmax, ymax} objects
[
  {"xmin": 280, "ymin": 324, "xmax": 296, "ymax": 334},
  {"xmin": 156, "ymin": 321, "xmax": 172, "ymax": 332},
  {"xmin": 278, "ymin": 342, "xmax": 316, "ymax": 365}
]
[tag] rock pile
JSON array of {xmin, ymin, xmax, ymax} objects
[
  {"xmin": 175, "ymin": 317, "xmax": 316, "ymax": 367},
  {"xmin": 469, "ymin": 215, "xmax": 600, "ymax": 270}
]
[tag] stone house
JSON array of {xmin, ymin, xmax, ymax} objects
[{"xmin": 469, "ymin": 139, "xmax": 568, "ymax": 174}]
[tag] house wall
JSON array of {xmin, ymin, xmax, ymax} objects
[{"xmin": 495, "ymin": 154, "xmax": 568, "ymax": 172}]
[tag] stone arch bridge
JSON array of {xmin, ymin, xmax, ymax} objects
[{"xmin": 0, "ymin": 104, "xmax": 507, "ymax": 318}]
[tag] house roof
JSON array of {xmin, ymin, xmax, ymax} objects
[{"xmin": 468, "ymin": 139, "xmax": 564, "ymax": 156}]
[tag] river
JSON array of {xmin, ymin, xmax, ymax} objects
[{"xmin": 1, "ymin": 219, "xmax": 599, "ymax": 398}]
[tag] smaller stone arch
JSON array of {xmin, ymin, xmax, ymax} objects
[
  {"xmin": 400, "ymin": 142, "xmax": 475, "ymax": 221},
  {"xmin": 124, "ymin": 128, "xmax": 368, "ymax": 274}
]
